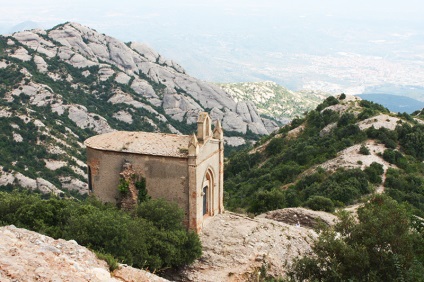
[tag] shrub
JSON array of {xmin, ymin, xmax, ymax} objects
[
  {"xmin": 364, "ymin": 162, "xmax": 384, "ymax": 184},
  {"xmin": 316, "ymin": 96, "xmax": 339, "ymax": 112},
  {"xmin": 137, "ymin": 198, "xmax": 184, "ymax": 230},
  {"xmin": 289, "ymin": 195, "xmax": 424, "ymax": 281},
  {"xmin": 95, "ymin": 252, "xmax": 119, "ymax": 271},
  {"xmin": 248, "ymin": 189, "xmax": 286, "ymax": 214},
  {"xmin": 265, "ymin": 137, "xmax": 285, "ymax": 156},
  {"xmin": 304, "ymin": 196, "xmax": 335, "ymax": 212},
  {"xmin": 359, "ymin": 144, "xmax": 370, "ymax": 155},
  {"xmin": 0, "ymin": 191, "xmax": 202, "ymax": 271}
]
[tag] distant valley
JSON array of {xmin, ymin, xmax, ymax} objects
[{"xmin": 358, "ymin": 93, "xmax": 424, "ymax": 114}]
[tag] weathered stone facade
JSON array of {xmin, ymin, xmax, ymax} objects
[{"xmin": 84, "ymin": 112, "xmax": 224, "ymax": 233}]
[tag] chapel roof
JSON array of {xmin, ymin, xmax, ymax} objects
[{"xmin": 84, "ymin": 131, "xmax": 192, "ymax": 158}]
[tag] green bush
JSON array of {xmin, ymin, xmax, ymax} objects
[
  {"xmin": 289, "ymin": 195, "xmax": 424, "ymax": 281},
  {"xmin": 137, "ymin": 198, "xmax": 184, "ymax": 230},
  {"xmin": 304, "ymin": 196, "xmax": 335, "ymax": 212},
  {"xmin": 248, "ymin": 189, "xmax": 286, "ymax": 214},
  {"xmin": 95, "ymin": 252, "xmax": 119, "ymax": 271},
  {"xmin": 359, "ymin": 144, "xmax": 370, "ymax": 155},
  {"xmin": 0, "ymin": 191, "xmax": 202, "ymax": 271},
  {"xmin": 364, "ymin": 162, "xmax": 384, "ymax": 184},
  {"xmin": 316, "ymin": 96, "xmax": 339, "ymax": 112}
]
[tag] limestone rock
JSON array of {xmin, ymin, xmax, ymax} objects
[
  {"xmin": 34, "ymin": 55, "xmax": 48, "ymax": 73},
  {"xmin": 99, "ymin": 66, "xmax": 115, "ymax": 81},
  {"xmin": 258, "ymin": 207, "xmax": 338, "ymax": 229},
  {"xmin": 0, "ymin": 168, "xmax": 62, "ymax": 195},
  {"xmin": 67, "ymin": 105, "xmax": 114, "ymax": 134},
  {"xmin": 261, "ymin": 118, "xmax": 279, "ymax": 134},
  {"xmin": 179, "ymin": 212, "xmax": 316, "ymax": 281},
  {"xmin": 9, "ymin": 47, "xmax": 31, "ymax": 61},
  {"xmin": 115, "ymin": 72, "xmax": 131, "ymax": 84},
  {"xmin": 222, "ymin": 109, "xmax": 247, "ymax": 133},
  {"xmin": 0, "ymin": 225, "xmax": 168, "ymax": 282},
  {"xmin": 12, "ymin": 132, "xmax": 23, "ymax": 142},
  {"xmin": 130, "ymin": 78, "xmax": 160, "ymax": 105},
  {"xmin": 59, "ymin": 177, "xmax": 89, "ymax": 194},
  {"xmin": 113, "ymin": 265, "xmax": 170, "ymax": 282},
  {"xmin": 357, "ymin": 114, "xmax": 401, "ymax": 131},
  {"xmin": 108, "ymin": 91, "xmax": 168, "ymax": 122},
  {"xmin": 131, "ymin": 42, "xmax": 160, "ymax": 62},
  {"xmin": 13, "ymin": 30, "xmax": 57, "ymax": 58},
  {"xmin": 224, "ymin": 136, "xmax": 246, "ymax": 147},
  {"xmin": 8, "ymin": 21, "xmax": 276, "ymax": 155},
  {"xmin": 0, "ymin": 60, "xmax": 7, "ymax": 69},
  {"xmin": 113, "ymin": 110, "xmax": 133, "ymax": 124}
]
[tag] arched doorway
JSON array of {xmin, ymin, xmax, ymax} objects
[{"xmin": 202, "ymin": 169, "xmax": 214, "ymax": 216}]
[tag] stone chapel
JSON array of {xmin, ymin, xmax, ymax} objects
[{"xmin": 84, "ymin": 112, "xmax": 224, "ymax": 233}]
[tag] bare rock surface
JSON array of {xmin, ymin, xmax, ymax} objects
[
  {"xmin": 179, "ymin": 212, "xmax": 316, "ymax": 281},
  {"xmin": 357, "ymin": 114, "xmax": 402, "ymax": 131},
  {"xmin": 258, "ymin": 208, "xmax": 338, "ymax": 229},
  {"xmin": 9, "ymin": 47, "xmax": 32, "ymax": 61},
  {"xmin": 318, "ymin": 140, "xmax": 393, "ymax": 173},
  {"xmin": 0, "ymin": 225, "xmax": 169, "ymax": 282},
  {"xmin": 224, "ymin": 136, "xmax": 246, "ymax": 147}
]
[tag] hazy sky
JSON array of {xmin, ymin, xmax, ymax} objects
[
  {"xmin": 1, "ymin": 0, "xmax": 423, "ymax": 33},
  {"xmin": 2, "ymin": 0, "xmax": 424, "ymax": 96}
]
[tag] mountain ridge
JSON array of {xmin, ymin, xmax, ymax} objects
[{"xmin": 0, "ymin": 22, "xmax": 278, "ymax": 195}]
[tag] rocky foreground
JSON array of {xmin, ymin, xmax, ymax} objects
[
  {"xmin": 0, "ymin": 225, "xmax": 168, "ymax": 282},
  {"xmin": 0, "ymin": 208, "xmax": 337, "ymax": 282},
  {"xmin": 177, "ymin": 210, "xmax": 337, "ymax": 281}
]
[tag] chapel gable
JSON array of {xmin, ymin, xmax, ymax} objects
[{"xmin": 197, "ymin": 112, "xmax": 212, "ymax": 141}]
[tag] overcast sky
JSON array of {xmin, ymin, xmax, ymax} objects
[
  {"xmin": 2, "ymin": 0, "xmax": 423, "ymax": 95},
  {"xmin": 1, "ymin": 0, "xmax": 423, "ymax": 37}
]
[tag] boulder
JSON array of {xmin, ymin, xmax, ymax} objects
[
  {"xmin": 258, "ymin": 208, "xmax": 338, "ymax": 229},
  {"xmin": 0, "ymin": 225, "xmax": 169, "ymax": 282}
]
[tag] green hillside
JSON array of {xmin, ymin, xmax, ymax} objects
[
  {"xmin": 219, "ymin": 81, "xmax": 329, "ymax": 123},
  {"xmin": 225, "ymin": 95, "xmax": 424, "ymax": 216}
]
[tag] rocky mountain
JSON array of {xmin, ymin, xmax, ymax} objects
[
  {"xmin": 218, "ymin": 81, "xmax": 329, "ymax": 123},
  {"xmin": 0, "ymin": 22, "xmax": 278, "ymax": 196}
]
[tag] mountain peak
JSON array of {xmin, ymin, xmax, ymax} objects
[{"xmin": 0, "ymin": 22, "xmax": 278, "ymax": 195}]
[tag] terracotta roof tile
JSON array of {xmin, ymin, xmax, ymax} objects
[{"xmin": 84, "ymin": 131, "xmax": 191, "ymax": 158}]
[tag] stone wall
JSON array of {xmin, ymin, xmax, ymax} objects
[{"xmin": 87, "ymin": 149, "xmax": 190, "ymax": 218}]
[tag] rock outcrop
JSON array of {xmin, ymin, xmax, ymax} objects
[
  {"xmin": 258, "ymin": 207, "xmax": 338, "ymax": 229},
  {"xmin": 10, "ymin": 22, "xmax": 276, "ymax": 136},
  {"xmin": 178, "ymin": 212, "xmax": 316, "ymax": 281},
  {"xmin": 0, "ymin": 225, "xmax": 168, "ymax": 282}
]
